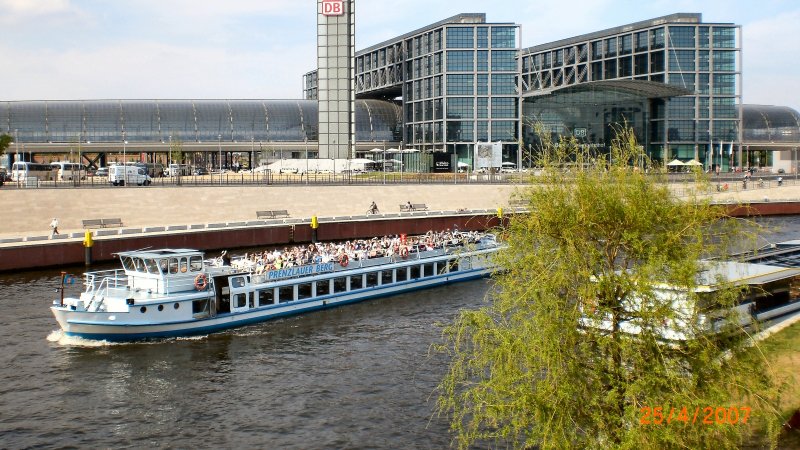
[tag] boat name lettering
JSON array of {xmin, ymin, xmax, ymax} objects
[{"xmin": 267, "ymin": 263, "xmax": 335, "ymax": 280}]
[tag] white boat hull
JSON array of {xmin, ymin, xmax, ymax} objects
[{"xmin": 52, "ymin": 266, "xmax": 492, "ymax": 341}]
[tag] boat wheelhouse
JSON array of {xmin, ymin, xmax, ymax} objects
[{"xmin": 51, "ymin": 234, "xmax": 500, "ymax": 341}]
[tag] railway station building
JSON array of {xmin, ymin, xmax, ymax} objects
[{"xmin": 1, "ymin": 12, "xmax": 798, "ymax": 173}]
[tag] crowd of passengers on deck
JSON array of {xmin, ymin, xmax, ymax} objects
[{"xmin": 223, "ymin": 229, "xmax": 486, "ymax": 273}]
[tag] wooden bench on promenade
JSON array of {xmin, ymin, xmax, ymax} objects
[
  {"xmin": 400, "ymin": 203, "xmax": 429, "ymax": 212},
  {"xmin": 256, "ymin": 210, "xmax": 291, "ymax": 219},
  {"xmin": 82, "ymin": 218, "xmax": 124, "ymax": 228}
]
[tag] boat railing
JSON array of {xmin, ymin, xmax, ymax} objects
[{"xmin": 84, "ymin": 269, "xmax": 128, "ymax": 296}]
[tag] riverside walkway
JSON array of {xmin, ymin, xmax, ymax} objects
[{"xmin": 1, "ymin": 179, "xmax": 799, "ymax": 242}]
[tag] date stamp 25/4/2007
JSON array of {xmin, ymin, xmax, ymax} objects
[{"xmin": 640, "ymin": 406, "xmax": 751, "ymax": 425}]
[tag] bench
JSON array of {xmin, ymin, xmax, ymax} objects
[
  {"xmin": 509, "ymin": 199, "xmax": 526, "ymax": 207},
  {"xmin": 82, "ymin": 218, "xmax": 124, "ymax": 228},
  {"xmin": 400, "ymin": 203, "xmax": 428, "ymax": 212},
  {"xmin": 256, "ymin": 210, "xmax": 291, "ymax": 219}
]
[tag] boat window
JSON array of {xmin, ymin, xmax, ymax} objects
[
  {"xmin": 190, "ymin": 256, "xmax": 203, "ymax": 272},
  {"xmin": 439, "ymin": 260, "xmax": 451, "ymax": 275},
  {"xmin": 410, "ymin": 265, "xmax": 421, "ymax": 280},
  {"xmin": 230, "ymin": 276, "xmax": 246, "ymax": 288},
  {"xmin": 298, "ymin": 283, "xmax": 313, "ymax": 300},
  {"xmin": 351, "ymin": 274, "xmax": 364, "ymax": 290},
  {"xmin": 366, "ymin": 272, "xmax": 379, "ymax": 288},
  {"xmin": 461, "ymin": 257, "xmax": 472, "ymax": 270},
  {"xmin": 317, "ymin": 279, "xmax": 331, "ymax": 296},
  {"xmin": 232, "ymin": 293, "xmax": 247, "ymax": 308},
  {"xmin": 192, "ymin": 299, "xmax": 211, "ymax": 317},
  {"xmin": 449, "ymin": 259, "xmax": 460, "ymax": 272},
  {"xmin": 333, "ymin": 277, "xmax": 347, "ymax": 293},
  {"xmin": 121, "ymin": 256, "xmax": 135, "ymax": 271},
  {"xmin": 381, "ymin": 270, "xmax": 393, "ymax": 285},
  {"xmin": 278, "ymin": 286, "xmax": 294, "ymax": 303},
  {"xmin": 159, "ymin": 259, "xmax": 169, "ymax": 274},
  {"xmin": 134, "ymin": 258, "xmax": 147, "ymax": 273},
  {"xmin": 169, "ymin": 258, "xmax": 180, "ymax": 274},
  {"xmin": 396, "ymin": 267, "xmax": 408, "ymax": 282},
  {"xmin": 423, "ymin": 263, "xmax": 434, "ymax": 277},
  {"xmin": 258, "ymin": 289, "xmax": 274, "ymax": 306},
  {"xmin": 179, "ymin": 258, "xmax": 188, "ymax": 273},
  {"xmin": 145, "ymin": 259, "xmax": 160, "ymax": 274}
]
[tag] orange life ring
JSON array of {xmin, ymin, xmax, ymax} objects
[
  {"xmin": 194, "ymin": 273, "xmax": 208, "ymax": 291},
  {"xmin": 340, "ymin": 254, "xmax": 349, "ymax": 267},
  {"xmin": 399, "ymin": 247, "xmax": 409, "ymax": 258}
]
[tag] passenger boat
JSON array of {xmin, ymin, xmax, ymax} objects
[{"xmin": 51, "ymin": 231, "xmax": 501, "ymax": 341}]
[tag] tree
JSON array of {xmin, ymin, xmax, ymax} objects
[
  {"xmin": 437, "ymin": 125, "xmax": 782, "ymax": 449},
  {"xmin": 169, "ymin": 137, "xmax": 184, "ymax": 165},
  {"xmin": 0, "ymin": 133, "xmax": 12, "ymax": 157}
]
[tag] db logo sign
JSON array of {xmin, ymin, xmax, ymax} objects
[{"xmin": 322, "ymin": 0, "xmax": 344, "ymax": 16}]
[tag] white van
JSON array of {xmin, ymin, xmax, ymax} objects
[
  {"xmin": 51, "ymin": 161, "xmax": 87, "ymax": 181},
  {"xmin": 109, "ymin": 165, "xmax": 152, "ymax": 186},
  {"xmin": 165, "ymin": 163, "xmax": 191, "ymax": 177}
]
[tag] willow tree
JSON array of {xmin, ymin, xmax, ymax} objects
[{"xmin": 437, "ymin": 126, "xmax": 782, "ymax": 449}]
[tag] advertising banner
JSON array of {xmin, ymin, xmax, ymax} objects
[
  {"xmin": 475, "ymin": 142, "xmax": 501, "ymax": 170},
  {"xmin": 433, "ymin": 153, "xmax": 452, "ymax": 173}
]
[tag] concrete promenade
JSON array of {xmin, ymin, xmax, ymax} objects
[{"xmin": 1, "ymin": 180, "xmax": 800, "ymax": 239}]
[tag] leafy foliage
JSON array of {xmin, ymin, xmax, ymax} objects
[
  {"xmin": 0, "ymin": 133, "xmax": 12, "ymax": 156},
  {"xmin": 437, "ymin": 126, "xmax": 782, "ymax": 449}
]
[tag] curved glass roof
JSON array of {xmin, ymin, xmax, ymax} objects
[
  {"xmin": 1, "ymin": 99, "xmax": 402, "ymax": 144},
  {"xmin": 740, "ymin": 104, "xmax": 800, "ymax": 145}
]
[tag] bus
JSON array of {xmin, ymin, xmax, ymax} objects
[
  {"xmin": 51, "ymin": 161, "xmax": 87, "ymax": 181},
  {"xmin": 10, "ymin": 162, "xmax": 57, "ymax": 182}
]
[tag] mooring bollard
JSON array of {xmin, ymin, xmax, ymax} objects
[{"xmin": 83, "ymin": 229, "xmax": 94, "ymax": 266}]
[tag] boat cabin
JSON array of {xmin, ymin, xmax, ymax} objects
[{"xmin": 118, "ymin": 249, "xmax": 206, "ymax": 295}]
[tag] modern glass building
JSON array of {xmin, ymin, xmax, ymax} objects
[
  {"xmin": 305, "ymin": 13, "xmax": 522, "ymax": 166},
  {"xmin": 520, "ymin": 13, "xmax": 742, "ymax": 168},
  {"xmin": 3, "ymin": 12, "xmax": 798, "ymax": 173}
]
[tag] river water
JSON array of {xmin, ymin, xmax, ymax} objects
[{"xmin": 1, "ymin": 216, "xmax": 798, "ymax": 449}]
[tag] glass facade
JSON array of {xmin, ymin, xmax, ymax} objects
[
  {"xmin": 520, "ymin": 13, "xmax": 742, "ymax": 164},
  {"xmin": 1, "ymin": 100, "xmax": 401, "ymax": 145},
  {"xmin": 308, "ymin": 14, "xmax": 520, "ymax": 159}
]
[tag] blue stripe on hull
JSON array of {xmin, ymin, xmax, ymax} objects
[{"xmin": 63, "ymin": 270, "xmax": 491, "ymax": 341}]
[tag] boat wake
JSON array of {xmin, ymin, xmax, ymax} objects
[{"xmin": 47, "ymin": 329, "xmax": 115, "ymax": 347}]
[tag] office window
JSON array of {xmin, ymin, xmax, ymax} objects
[
  {"xmin": 446, "ymin": 27, "xmax": 474, "ymax": 49},
  {"xmin": 447, "ymin": 50, "xmax": 474, "ymax": 72},
  {"xmin": 650, "ymin": 28, "xmax": 665, "ymax": 49},
  {"xmin": 713, "ymin": 51, "xmax": 736, "ymax": 72},
  {"xmin": 491, "ymin": 74, "xmax": 516, "ymax": 95},
  {"xmin": 712, "ymin": 27, "xmax": 736, "ymax": 48},
  {"xmin": 447, "ymin": 74, "xmax": 474, "ymax": 95},
  {"xmin": 668, "ymin": 26, "xmax": 696, "ymax": 48},
  {"xmin": 491, "ymin": 51, "xmax": 517, "ymax": 71},
  {"xmin": 447, "ymin": 97, "xmax": 474, "ymax": 119},
  {"xmin": 491, "ymin": 98, "xmax": 517, "ymax": 118},
  {"xmin": 490, "ymin": 27, "xmax": 516, "ymax": 48},
  {"xmin": 477, "ymin": 50, "xmax": 488, "ymax": 72},
  {"xmin": 477, "ymin": 27, "xmax": 488, "ymax": 48},
  {"xmin": 669, "ymin": 50, "xmax": 695, "ymax": 72}
]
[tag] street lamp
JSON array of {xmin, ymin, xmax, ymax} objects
[
  {"xmin": 304, "ymin": 137, "xmax": 309, "ymax": 184},
  {"xmin": 382, "ymin": 140, "xmax": 386, "ymax": 185},
  {"xmin": 217, "ymin": 134, "xmax": 222, "ymax": 183}
]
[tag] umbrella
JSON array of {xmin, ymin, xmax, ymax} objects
[
  {"xmin": 368, "ymin": 148, "xmax": 385, "ymax": 153},
  {"xmin": 666, "ymin": 159, "xmax": 685, "ymax": 166},
  {"xmin": 457, "ymin": 161, "xmax": 469, "ymax": 168},
  {"xmin": 684, "ymin": 159, "xmax": 703, "ymax": 166},
  {"xmin": 501, "ymin": 162, "xmax": 516, "ymax": 167}
]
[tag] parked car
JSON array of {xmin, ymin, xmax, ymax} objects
[
  {"xmin": 193, "ymin": 167, "xmax": 209, "ymax": 175},
  {"xmin": 94, "ymin": 167, "xmax": 109, "ymax": 177}
]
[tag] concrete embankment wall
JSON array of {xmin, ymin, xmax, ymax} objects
[{"xmin": 2, "ymin": 183, "xmax": 800, "ymax": 273}]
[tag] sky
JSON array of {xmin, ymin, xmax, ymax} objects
[{"xmin": 1, "ymin": 0, "xmax": 798, "ymax": 112}]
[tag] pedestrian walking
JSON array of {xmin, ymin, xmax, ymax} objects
[{"xmin": 50, "ymin": 218, "xmax": 60, "ymax": 237}]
